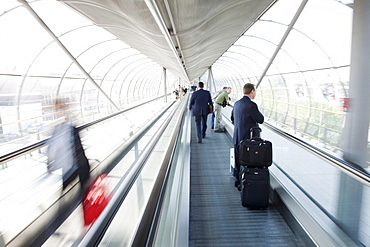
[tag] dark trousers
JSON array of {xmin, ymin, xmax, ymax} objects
[
  {"xmin": 211, "ymin": 112, "xmax": 215, "ymax": 127},
  {"xmin": 195, "ymin": 114, "xmax": 208, "ymax": 140}
]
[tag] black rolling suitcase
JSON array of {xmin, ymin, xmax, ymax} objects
[
  {"xmin": 239, "ymin": 127, "xmax": 271, "ymax": 209},
  {"xmin": 240, "ymin": 167, "xmax": 269, "ymax": 209}
]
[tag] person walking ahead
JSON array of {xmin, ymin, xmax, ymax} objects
[
  {"xmin": 189, "ymin": 82, "xmax": 213, "ymax": 143},
  {"xmin": 231, "ymin": 83, "xmax": 264, "ymax": 189},
  {"xmin": 214, "ymin": 87, "xmax": 232, "ymax": 132}
]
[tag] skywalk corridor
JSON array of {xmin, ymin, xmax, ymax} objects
[{"xmin": 1, "ymin": 0, "xmax": 370, "ymax": 246}]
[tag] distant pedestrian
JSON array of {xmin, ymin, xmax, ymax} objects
[
  {"xmin": 214, "ymin": 87, "xmax": 232, "ymax": 132},
  {"xmin": 189, "ymin": 82, "xmax": 213, "ymax": 143},
  {"xmin": 174, "ymin": 89, "xmax": 180, "ymax": 100},
  {"xmin": 211, "ymin": 87, "xmax": 227, "ymax": 129}
]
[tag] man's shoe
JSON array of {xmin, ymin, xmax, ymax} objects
[
  {"xmin": 234, "ymin": 180, "xmax": 241, "ymax": 191},
  {"xmin": 234, "ymin": 180, "xmax": 240, "ymax": 188},
  {"xmin": 211, "ymin": 126, "xmax": 214, "ymax": 129}
]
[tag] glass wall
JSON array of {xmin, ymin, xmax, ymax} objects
[
  {"xmin": 0, "ymin": 0, "xmax": 178, "ymax": 152},
  {"xmin": 208, "ymin": 1, "xmax": 369, "ymax": 244},
  {"xmin": 210, "ymin": 0, "xmax": 357, "ymax": 160}
]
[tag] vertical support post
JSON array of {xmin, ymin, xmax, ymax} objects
[
  {"xmin": 163, "ymin": 68, "xmax": 167, "ymax": 103},
  {"xmin": 207, "ymin": 67, "xmax": 213, "ymax": 94},
  {"xmin": 342, "ymin": 0, "xmax": 370, "ymax": 169},
  {"xmin": 178, "ymin": 77, "xmax": 182, "ymax": 99},
  {"xmin": 338, "ymin": 0, "xmax": 370, "ymax": 243}
]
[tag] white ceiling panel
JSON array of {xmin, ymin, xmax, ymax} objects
[{"xmin": 60, "ymin": 0, "xmax": 276, "ymax": 80}]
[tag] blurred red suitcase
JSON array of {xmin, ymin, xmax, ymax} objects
[{"xmin": 82, "ymin": 174, "xmax": 109, "ymax": 226}]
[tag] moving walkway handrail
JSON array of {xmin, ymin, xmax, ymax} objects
[
  {"xmin": 77, "ymin": 95, "xmax": 188, "ymax": 246},
  {"xmin": 0, "ymin": 95, "xmax": 175, "ymax": 247},
  {"xmin": 131, "ymin": 95, "xmax": 188, "ymax": 247},
  {"xmin": 0, "ymin": 95, "xmax": 169, "ymax": 165},
  {"xmin": 223, "ymin": 105, "xmax": 370, "ymax": 186},
  {"xmin": 263, "ymin": 122, "xmax": 370, "ymax": 186}
]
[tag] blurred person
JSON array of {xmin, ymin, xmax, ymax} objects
[
  {"xmin": 189, "ymin": 82, "xmax": 213, "ymax": 143},
  {"xmin": 213, "ymin": 87, "xmax": 232, "ymax": 131},
  {"xmin": 174, "ymin": 89, "xmax": 180, "ymax": 100},
  {"xmin": 231, "ymin": 83, "xmax": 264, "ymax": 189},
  {"xmin": 47, "ymin": 98, "xmax": 90, "ymax": 192}
]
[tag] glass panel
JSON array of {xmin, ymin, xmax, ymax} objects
[
  {"xmin": 0, "ymin": 7, "xmax": 52, "ymax": 75},
  {"xmin": 261, "ymin": 0, "xmax": 303, "ymax": 25},
  {"xmin": 213, "ymin": 0, "xmax": 352, "ymax": 158},
  {"xmin": 294, "ymin": 0, "xmax": 352, "ymax": 67},
  {"xmin": 32, "ymin": 0, "xmax": 91, "ymax": 36},
  {"xmin": 27, "ymin": 42, "xmax": 71, "ymax": 77},
  {"xmin": 0, "ymin": 0, "xmax": 21, "ymax": 13}
]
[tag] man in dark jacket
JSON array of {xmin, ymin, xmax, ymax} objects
[
  {"xmin": 189, "ymin": 82, "xmax": 213, "ymax": 143},
  {"xmin": 231, "ymin": 83, "xmax": 264, "ymax": 189}
]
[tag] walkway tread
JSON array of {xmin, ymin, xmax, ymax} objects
[{"xmin": 189, "ymin": 117, "xmax": 305, "ymax": 247}]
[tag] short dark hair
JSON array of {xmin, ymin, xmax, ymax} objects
[
  {"xmin": 198, "ymin": 82, "xmax": 204, "ymax": 88},
  {"xmin": 243, "ymin": 83, "xmax": 255, "ymax": 94}
]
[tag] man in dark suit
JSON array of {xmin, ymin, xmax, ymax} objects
[
  {"xmin": 231, "ymin": 83, "xmax": 264, "ymax": 189},
  {"xmin": 189, "ymin": 82, "xmax": 213, "ymax": 143}
]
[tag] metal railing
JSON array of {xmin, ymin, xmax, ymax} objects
[
  {"xmin": 0, "ymin": 95, "xmax": 176, "ymax": 247},
  {"xmin": 220, "ymin": 106, "xmax": 369, "ymax": 246},
  {"xmin": 77, "ymin": 93, "xmax": 190, "ymax": 246}
]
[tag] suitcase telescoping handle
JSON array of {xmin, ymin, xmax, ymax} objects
[{"xmin": 250, "ymin": 127, "xmax": 262, "ymax": 140}]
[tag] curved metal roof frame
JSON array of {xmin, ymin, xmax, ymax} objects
[
  {"xmin": 260, "ymin": 20, "xmax": 342, "ymax": 69},
  {"xmin": 79, "ymin": 47, "xmax": 131, "ymax": 116},
  {"xmin": 211, "ymin": 9, "xmax": 351, "ymax": 110},
  {"xmin": 230, "ymin": 41, "xmax": 311, "ymax": 115},
  {"xmin": 212, "ymin": 61, "xmax": 244, "ymax": 92},
  {"xmin": 130, "ymin": 63, "xmax": 162, "ymax": 100},
  {"xmin": 57, "ymin": 39, "xmax": 119, "ymax": 95}
]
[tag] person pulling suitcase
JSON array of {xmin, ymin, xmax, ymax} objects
[{"xmin": 231, "ymin": 83, "xmax": 264, "ymax": 190}]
